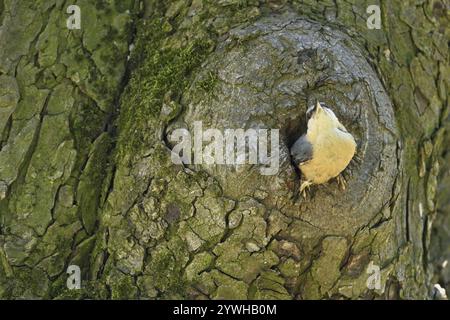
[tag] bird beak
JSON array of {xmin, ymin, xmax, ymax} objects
[
  {"xmin": 306, "ymin": 102, "xmax": 324, "ymax": 120},
  {"xmin": 313, "ymin": 101, "xmax": 324, "ymax": 116},
  {"xmin": 315, "ymin": 101, "xmax": 323, "ymax": 112}
]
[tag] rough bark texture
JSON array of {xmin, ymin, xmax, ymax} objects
[{"xmin": 0, "ymin": 0, "xmax": 448, "ymax": 299}]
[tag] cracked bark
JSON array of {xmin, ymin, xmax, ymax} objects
[{"xmin": 0, "ymin": 0, "xmax": 448, "ymax": 300}]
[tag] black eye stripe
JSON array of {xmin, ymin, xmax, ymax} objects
[{"xmin": 305, "ymin": 103, "xmax": 334, "ymax": 119}]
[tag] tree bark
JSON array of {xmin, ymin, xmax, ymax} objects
[{"xmin": 0, "ymin": 0, "xmax": 448, "ymax": 299}]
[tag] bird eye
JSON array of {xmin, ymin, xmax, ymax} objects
[{"xmin": 306, "ymin": 105, "xmax": 315, "ymax": 118}]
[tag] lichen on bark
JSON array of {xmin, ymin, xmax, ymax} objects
[{"xmin": 0, "ymin": 0, "xmax": 138, "ymax": 298}]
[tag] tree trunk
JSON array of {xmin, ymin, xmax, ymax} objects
[{"xmin": 0, "ymin": 0, "xmax": 448, "ymax": 299}]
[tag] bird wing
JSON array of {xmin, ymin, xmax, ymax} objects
[{"xmin": 290, "ymin": 135, "xmax": 313, "ymax": 165}]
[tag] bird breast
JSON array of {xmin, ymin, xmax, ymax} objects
[{"xmin": 299, "ymin": 129, "xmax": 356, "ymax": 184}]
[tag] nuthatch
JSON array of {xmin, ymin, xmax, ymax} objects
[{"xmin": 290, "ymin": 102, "xmax": 356, "ymax": 196}]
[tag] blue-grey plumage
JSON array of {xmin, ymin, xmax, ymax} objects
[
  {"xmin": 291, "ymin": 134, "xmax": 313, "ymax": 164},
  {"xmin": 290, "ymin": 102, "xmax": 356, "ymax": 195}
]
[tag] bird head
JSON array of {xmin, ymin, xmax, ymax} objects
[{"xmin": 306, "ymin": 101, "xmax": 348, "ymax": 134}]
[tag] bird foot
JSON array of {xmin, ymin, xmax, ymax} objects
[
  {"xmin": 336, "ymin": 174, "xmax": 347, "ymax": 190},
  {"xmin": 300, "ymin": 181, "xmax": 312, "ymax": 198},
  {"xmin": 352, "ymin": 154, "xmax": 362, "ymax": 164}
]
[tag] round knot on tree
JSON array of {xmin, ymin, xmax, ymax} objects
[{"xmin": 169, "ymin": 15, "xmax": 399, "ymax": 237}]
